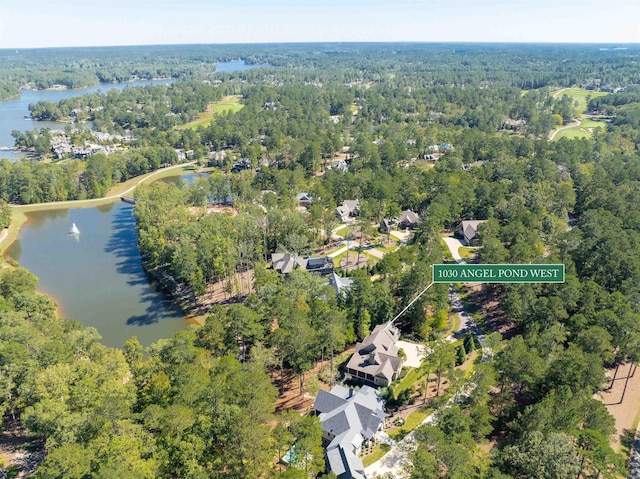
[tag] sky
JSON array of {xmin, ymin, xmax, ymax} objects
[{"xmin": 1, "ymin": 0, "xmax": 639, "ymax": 49}]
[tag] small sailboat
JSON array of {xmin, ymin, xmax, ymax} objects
[{"xmin": 69, "ymin": 223, "xmax": 80, "ymax": 235}]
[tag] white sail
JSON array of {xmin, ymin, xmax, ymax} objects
[{"xmin": 70, "ymin": 223, "xmax": 80, "ymax": 235}]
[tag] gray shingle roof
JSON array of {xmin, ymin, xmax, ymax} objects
[
  {"xmin": 399, "ymin": 209, "xmax": 420, "ymax": 226},
  {"xmin": 459, "ymin": 220, "xmax": 487, "ymax": 242},
  {"xmin": 316, "ymin": 385, "xmax": 384, "ymax": 479},
  {"xmin": 314, "ymin": 389, "xmax": 348, "ymax": 414},
  {"xmin": 271, "ymin": 253, "xmax": 306, "ymax": 274},
  {"xmin": 329, "ymin": 272, "xmax": 354, "ymax": 297}
]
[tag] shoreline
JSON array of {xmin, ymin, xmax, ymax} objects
[
  {"xmin": 0, "ymin": 161, "xmax": 196, "ymax": 259},
  {"xmin": 0, "ymin": 162, "xmax": 202, "ymax": 339}
]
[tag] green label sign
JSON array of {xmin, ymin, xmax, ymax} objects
[{"xmin": 432, "ymin": 264, "xmax": 564, "ymax": 283}]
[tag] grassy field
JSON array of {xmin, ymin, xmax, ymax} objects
[
  {"xmin": 179, "ymin": 95, "xmax": 243, "ymax": 130},
  {"xmin": 553, "ymin": 118, "xmax": 606, "ymax": 141},
  {"xmin": 555, "ymin": 88, "xmax": 609, "ymax": 115},
  {"xmin": 414, "ymin": 159, "xmax": 436, "ymax": 171}
]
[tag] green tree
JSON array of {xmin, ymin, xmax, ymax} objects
[
  {"xmin": 498, "ymin": 431, "xmax": 581, "ymax": 479},
  {"xmin": 290, "ymin": 416, "xmax": 325, "ymax": 477}
]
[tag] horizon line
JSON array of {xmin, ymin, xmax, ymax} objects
[{"xmin": 2, "ymin": 40, "xmax": 640, "ymax": 51}]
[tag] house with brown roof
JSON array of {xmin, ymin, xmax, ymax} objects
[{"xmin": 345, "ymin": 323, "xmax": 403, "ymax": 387}]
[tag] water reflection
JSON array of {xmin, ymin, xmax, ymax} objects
[{"xmin": 6, "ymin": 202, "xmax": 186, "ymax": 347}]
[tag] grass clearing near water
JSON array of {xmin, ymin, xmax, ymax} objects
[
  {"xmin": 0, "ymin": 162, "xmax": 197, "ymax": 262},
  {"xmin": 179, "ymin": 95, "xmax": 243, "ymax": 130}
]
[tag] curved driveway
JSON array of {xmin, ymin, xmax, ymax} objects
[{"xmin": 442, "ymin": 237, "xmax": 465, "ymax": 263}]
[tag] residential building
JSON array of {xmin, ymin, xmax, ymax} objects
[
  {"xmin": 345, "ymin": 323, "xmax": 403, "ymax": 387},
  {"xmin": 271, "ymin": 253, "xmax": 334, "ymax": 276},
  {"xmin": 271, "ymin": 253, "xmax": 306, "ymax": 274},
  {"xmin": 314, "ymin": 385, "xmax": 386, "ymax": 479},
  {"xmin": 295, "ymin": 192, "xmax": 314, "ymax": 208},
  {"xmin": 328, "ymin": 272, "xmax": 353, "ymax": 298},
  {"xmin": 378, "ymin": 218, "xmax": 392, "ymax": 233},
  {"xmin": 398, "ymin": 209, "xmax": 420, "ymax": 229},
  {"xmin": 336, "ymin": 200, "xmax": 360, "ymax": 221},
  {"xmin": 305, "ymin": 256, "xmax": 335, "ymax": 276},
  {"xmin": 231, "ymin": 158, "xmax": 252, "ymax": 173},
  {"xmin": 458, "ymin": 220, "xmax": 487, "ymax": 246}
]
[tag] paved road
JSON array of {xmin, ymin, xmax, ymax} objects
[
  {"xmin": 450, "ymin": 287, "xmax": 485, "ymax": 345},
  {"xmin": 365, "ymin": 414, "xmax": 437, "ymax": 479},
  {"xmin": 549, "ymin": 119, "xmax": 581, "ymax": 141},
  {"xmin": 327, "ymin": 244, "xmax": 348, "ymax": 258}
]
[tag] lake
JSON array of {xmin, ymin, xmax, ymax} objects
[
  {"xmin": 5, "ymin": 201, "xmax": 187, "ymax": 348},
  {"xmin": 0, "ymin": 60, "xmax": 262, "ymax": 161},
  {"xmin": 0, "ymin": 79, "xmax": 172, "ymax": 161}
]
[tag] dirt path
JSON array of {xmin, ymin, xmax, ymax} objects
[
  {"xmin": 598, "ymin": 362, "xmax": 640, "ymax": 454},
  {"xmin": 0, "ymin": 420, "xmax": 44, "ymax": 478},
  {"xmin": 272, "ymin": 351, "xmax": 353, "ymax": 415},
  {"xmin": 549, "ymin": 119, "xmax": 581, "ymax": 141},
  {"xmin": 552, "ymin": 87, "xmax": 570, "ymax": 99},
  {"xmin": 10, "ymin": 161, "xmax": 196, "ymax": 211}
]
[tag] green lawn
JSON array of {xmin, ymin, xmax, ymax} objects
[
  {"xmin": 362, "ymin": 443, "xmax": 391, "ymax": 467},
  {"xmin": 394, "ymin": 368, "xmax": 422, "ymax": 398},
  {"xmin": 556, "ymin": 88, "xmax": 608, "ymax": 115},
  {"xmin": 458, "ymin": 246, "xmax": 476, "ymax": 260},
  {"xmin": 374, "ymin": 242, "xmax": 398, "ymax": 254},
  {"xmin": 388, "ymin": 407, "xmax": 433, "ymax": 441},
  {"xmin": 414, "ymin": 160, "xmax": 435, "ymax": 171},
  {"xmin": 179, "ymin": 96, "xmax": 243, "ymax": 129},
  {"xmin": 440, "ymin": 239, "xmax": 454, "ymax": 261},
  {"xmin": 334, "ymin": 225, "xmax": 350, "ymax": 238},
  {"xmin": 451, "ymin": 312, "xmax": 460, "ymax": 333},
  {"xmin": 553, "ymin": 118, "xmax": 606, "ymax": 141}
]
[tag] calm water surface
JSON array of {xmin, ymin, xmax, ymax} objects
[
  {"xmin": 0, "ymin": 79, "xmax": 172, "ymax": 161},
  {"xmin": 6, "ymin": 202, "xmax": 186, "ymax": 348}
]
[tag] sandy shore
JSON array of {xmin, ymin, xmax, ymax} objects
[{"xmin": 598, "ymin": 363, "xmax": 640, "ymax": 453}]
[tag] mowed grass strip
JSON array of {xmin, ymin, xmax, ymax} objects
[
  {"xmin": 388, "ymin": 407, "xmax": 434, "ymax": 441},
  {"xmin": 557, "ymin": 88, "xmax": 608, "ymax": 114},
  {"xmin": 179, "ymin": 95, "xmax": 243, "ymax": 130},
  {"xmin": 362, "ymin": 443, "xmax": 391, "ymax": 467},
  {"xmin": 553, "ymin": 118, "xmax": 607, "ymax": 141}
]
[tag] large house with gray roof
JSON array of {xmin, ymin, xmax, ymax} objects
[
  {"xmin": 314, "ymin": 385, "xmax": 386, "ymax": 479},
  {"xmin": 345, "ymin": 323, "xmax": 403, "ymax": 387},
  {"xmin": 271, "ymin": 253, "xmax": 334, "ymax": 276}
]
